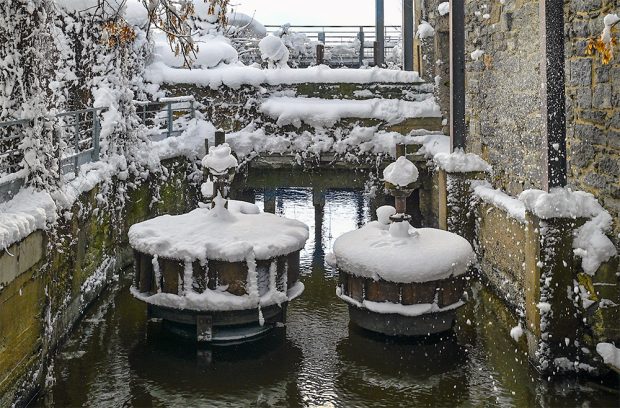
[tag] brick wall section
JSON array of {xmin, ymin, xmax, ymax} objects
[
  {"xmin": 463, "ymin": 0, "xmax": 545, "ymax": 195},
  {"xmin": 565, "ymin": 0, "xmax": 620, "ymax": 241}
]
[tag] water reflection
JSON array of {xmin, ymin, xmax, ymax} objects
[{"xmin": 35, "ymin": 188, "xmax": 620, "ymax": 408}]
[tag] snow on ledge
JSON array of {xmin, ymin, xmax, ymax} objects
[
  {"xmin": 596, "ymin": 342, "xmax": 620, "ymax": 371},
  {"xmin": 433, "ymin": 148, "xmax": 491, "ymax": 173},
  {"xmin": 519, "ymin": 188, "xmax": 605, "ymax": 220},
  {"xmin": 144, "ymin": 62, "xmax": 423, "ymax": 89},
  {"xmin": 259, "ymin": 96, "xmax": 441, "ymax": 128},
  {"xmin": 0, "ymin": 188, "xmax": 57, "ymax": 250},
  {"xmin": 471, "ymin": 181, "xmax": 526, "ymax": 223}
]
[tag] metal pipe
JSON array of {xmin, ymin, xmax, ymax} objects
[
  {"xmin": 375, "ymin": 0, "xmax": 385, "ymax": 66},
  {"xmin": 540, "ymin": 0, "xmax": 567, "ymax": 189},
  {"xmin": 450, "ymin": 0, "xmax": 466, "ymax": 151},
  {"xmin": 402, "ymin": 0, "xmax": 414, "ymax": 71}
]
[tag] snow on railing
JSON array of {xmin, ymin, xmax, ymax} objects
[
  {"xmin": 134, "ymin": 96, "xmax": 196, "ymax": 140},
  {"xmin": 264, "ymin": 25, "xmax": 401, "ymax": 67}
]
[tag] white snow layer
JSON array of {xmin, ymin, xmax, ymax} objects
[
  {"xmin": 417, "ymin": 21, "xmax": 435, "ymax": 39},
  {"xmin": 202, "ymin": 143, "xmax": 238, "ymax": 174},
  {"xmin": 471, "ymin": 49, "xmax": 485, "ymax": 61},
  {"xmin": 383, "ymin": 156, "xmax": 419, "ymax": 186},
  {"xmin": 128, "ymin": 207, "xmax": 309, "ymax": 263},
  {"xmin": 471, "ymin": 181, "xmax": 526, "ymax": 222},
  {"xmin": 152, "ymin": 31, "xmax": 238, "ymax": 69},
  {"xmin": 438, "ymin": 2, "xmax": 450, "ymax": 16},
  {"xmin": 145, "ymin": 63, "xmax": 423, "ymax": 88},
  {"xmin": 602, "ymin": 14, "xmax": 620, "ymax": 43},
  {"xmin": 333, "ymin": 221, "xmax": 475, "ymax": 283},
  {"xmin": 227, "ymin": 11, "xmax": 267, "ymax": 38},
  {"xmin": 519, "ymin": 188, "xmax": 607, "ymax": 219},
  {"xmin": 433, "ymin": 148, "xmax": 491, "ymax": 173},
  {"xmin": 0, "ymin": 188, "xmax": 57, "ymax": 249},
  {"xmin": 596, "ymin": 342, "xmax": 620, "ymax": 370},
  {"xmin": 259, "ymin": 35, "xmax": 289, "ymax": 68},
  {"xmin": 259, "ymin": 97, "xmax": 441, "ymax": 128}
]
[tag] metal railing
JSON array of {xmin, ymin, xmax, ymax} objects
[
  {"xmin": 0, "ymin": 96, "xmax": 198, "ymax": 201},
  {"xmin": 265, "ymin": 25, "xmax": 401, "ymax": 67},
  {"xmin": 134, "ymin": 96, "xmax": 196, "ymax": 140},
  {"xmin": 57, "ymin": 107, "xmax": 105, "ymax": 176}
]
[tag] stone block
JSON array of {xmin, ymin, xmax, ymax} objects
[
  {"xmin": 569, "ymin": 59, "xmax": 592, "ymax": 87},
  {"xmin": 592, "ymin": 83, "xmax": 612, "ymax": 109}
]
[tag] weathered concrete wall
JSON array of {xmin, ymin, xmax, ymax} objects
[
  {"xmin": 0, "ymin": 158, "xmax": 201, "ymax": 407},
  {"xmin": 565, "ymin": 0, "xmax": 620, "ymax": 240}
]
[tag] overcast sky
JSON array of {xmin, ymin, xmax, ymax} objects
[{"xmin": 230, "ymin": 0, "xmax": 404, "ymax": 26}]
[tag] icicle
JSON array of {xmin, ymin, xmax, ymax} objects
[
  {"xmin": 183, "ymin": 259, "xmax": 194, "ymax": 296},
  {"xmin": 152, "ymin": 255, "xmax": 161, "ymax": 293},
  {"xmin": 269, "ymin": 260, "xmax": 277, "ymax": 293}
]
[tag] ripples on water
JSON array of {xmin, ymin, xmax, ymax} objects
[{"xmin": 35, "ymin": 189, "xmax": 619, "ymax": 407}]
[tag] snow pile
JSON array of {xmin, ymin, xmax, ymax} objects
[
  {"xmin": 376, "ymin": 205, "xmax": 397, "ymax": 225},
  {"xmin": 510, "ymin": 323, "xmax": 524, "ymax": 341},
  {"xmin": 412, "ymin": 134, "xmax": 450, "ymax": 158},
  {"xmin": 259, "ymin": 35, "xmax": 290, "ymax": 68},
  {"xmin": 471, "ymin": 181, "xmax": 526, "ymax": 222},
  {"xmin": 519, "ymin": 188, "xmax": 606, "ymax": 220},
  {"xmin": 433, "ymin": 148, "xmax": 491, "ymax": 173},
  {"xmin": 333, "ymin": 222, "xmax": 475, "ymax": 283},
  {"xmin": 128, "ymin": 206, "xmax": 309, "ymax": 263},
  {"xmin": 152, "ymin": 30, "xmax": 238, "ymax": 69},
  {"xmin": 227, "ymin": 11, "xmax": 267, "ymax": 38},
  {"xmin": 573, "ymin": 212, "xmax": 617, "ymax": 275},
  {"xmin": 602, "ymin": 14, "xmax": 620, "ymax": 44},
  {"xmin": 152, "ymin": 119, "xmax": 216, "ymax": 160},
  {"xmin": 0, "ymin": 188, "xmax": 57, "ymax": 250},
  {"xmin": 259, "ymin": 97, "xmax": 441, "ymax": 128},
  {"xmin": 383, "ymin": 156, "xmax": 419, "ymax": 187},
  {"xmin": 596, "ymin": 342, "xmax": 620, "ymax": 370},
  {"xmin": 145, "ymin": 63, "xmax": 423, "ymax": 88},
  {"xmin": 202, "ymin": 143, "xmax": 238, "ymax": 174},
  {"xmin": 471, "ymin": 49, "xmax": 485, "ymax": 61},
  {"xmin": 438, "ymin": 2, "xmax": 450, "ymax": 16},
  {"xmin": 417, "ymin": 21, "xmax": 435, "ymax": 39}
]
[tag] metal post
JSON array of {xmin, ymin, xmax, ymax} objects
[
  {"xmin": 316, "ymin": 44, "xmax": 325, "ymax": 65},
  {"xmin": 394, "ymin": 143, "xmax": 407, "ymax": 214},
  {"xmin": 167, "ymin": 102, "xmax": 173, "ymax": 138},
  {"xmin": 402, "ymin": 0, "xmax": 414, "ymax": 71},
  {"xmin": 357, "ymin": 27, "xmax": 365, "ymax": 67},
  {"xmin": 190, "ymin": 99, "xmax": 195, "ymax": 119},
  {"xmin": 74, "ymin": 115, "xmax": 80, "ymax": 175},
  {"xmin": 375, "ymin": 0, "xmax": 385, "ymax": 66},
  {"xmin": 540, "ymin": 0, "xmax": 567, "ymax": 189},
  {"xmin": 215, "ymin": 130, "xmax": 225, "ymax": 146},
  {"xmin": 450, "ymin": 0, "xmax": 466, "ymax": 151},
  {"xmin": 92, "ymin": 110, "xmax": 100, "ymax": 162},
  {"xmin": 318, "ymin": 31, "xmax": 326, "ymax": 44}
]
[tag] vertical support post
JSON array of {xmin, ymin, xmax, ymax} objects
[
  {"xmin": 318, "ymin": 31, "xmax": 326, "ymax": 44},
  {"xmin": 450, "ymin": 0, "xmax": 466, "ymax": 151},
  {"xmin": 74, "ymin": 114, "xmax": 80, "ymax": 175},
  {"xmin": 264, "ymin": 188, "xmax": 276, "ymax": 214},
  {"xmin": 190, "ymin": 99, "xmax": 195, "ymax": 119},
  {"xmin": 167, "ymin": 102, "xmax": 173, "ymax": 138},
  {"xmin": 215, "ymin": 130, "xmax": 225, "ymax": 146},
  {"xmin": 375, "ymin": 0, "xmax": 385, "ymax": 66},
  {"xmin": 540, "ymin": 0, "xmax": 567, "ymax": 189},
  {"xmin": 316, "ymin": 44, "xmax": 325, "ymax": 65},
  {"xmin": 402, "ymin": 0, "xmax": 414, "ymax": 71},
  {"xmin": 92, "ymin": 110, "xmax": 100, "ymax": 162},
  {"xmin": 394, "ymin": 143, "xmax": 407, "ymax": 214},
  {"xmin": 357, "ymin": 27, "xmax": 365, "ymax": 67}
]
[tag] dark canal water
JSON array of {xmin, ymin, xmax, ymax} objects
[{"xmin": 34, "ymin": 189, "xmax": 619, "ymax": 407}]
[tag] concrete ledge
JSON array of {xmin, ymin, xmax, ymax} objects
[{"xmin": 0, "ymin": 231, "xmax": 45, "ymax": 288}]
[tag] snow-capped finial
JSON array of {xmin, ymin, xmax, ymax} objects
[
  {"xmin": 383, "ymin": 156, "xmax": 419, "ymax": 187},
  {"xmin": 202, "ymin": 143, "xmax": 237, "ymax": 175}
]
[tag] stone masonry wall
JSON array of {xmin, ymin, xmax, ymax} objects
[
  {"xmin": 464, "ymin": 0, "xmax": 545, "ymax": 195},
  {"xmin": 565, "ymin": 0, "xmax": 620, "ymax": 241}
]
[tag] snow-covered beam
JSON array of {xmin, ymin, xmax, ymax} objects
[
  {"xmin": 375, "ymin": 0, "xmax": 385, "ymax": 66},
  {"xmin": 540, "ymin": 0, "xmax": 567, "ymax": 189},
  {"xmin": 449, "ymin": 0, "xmax": 466, "ymax": 151}
]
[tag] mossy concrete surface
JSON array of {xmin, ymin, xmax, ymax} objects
[{"xmin": 0, "ymin": 157, "xmax": 201, "ymax": 407}]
